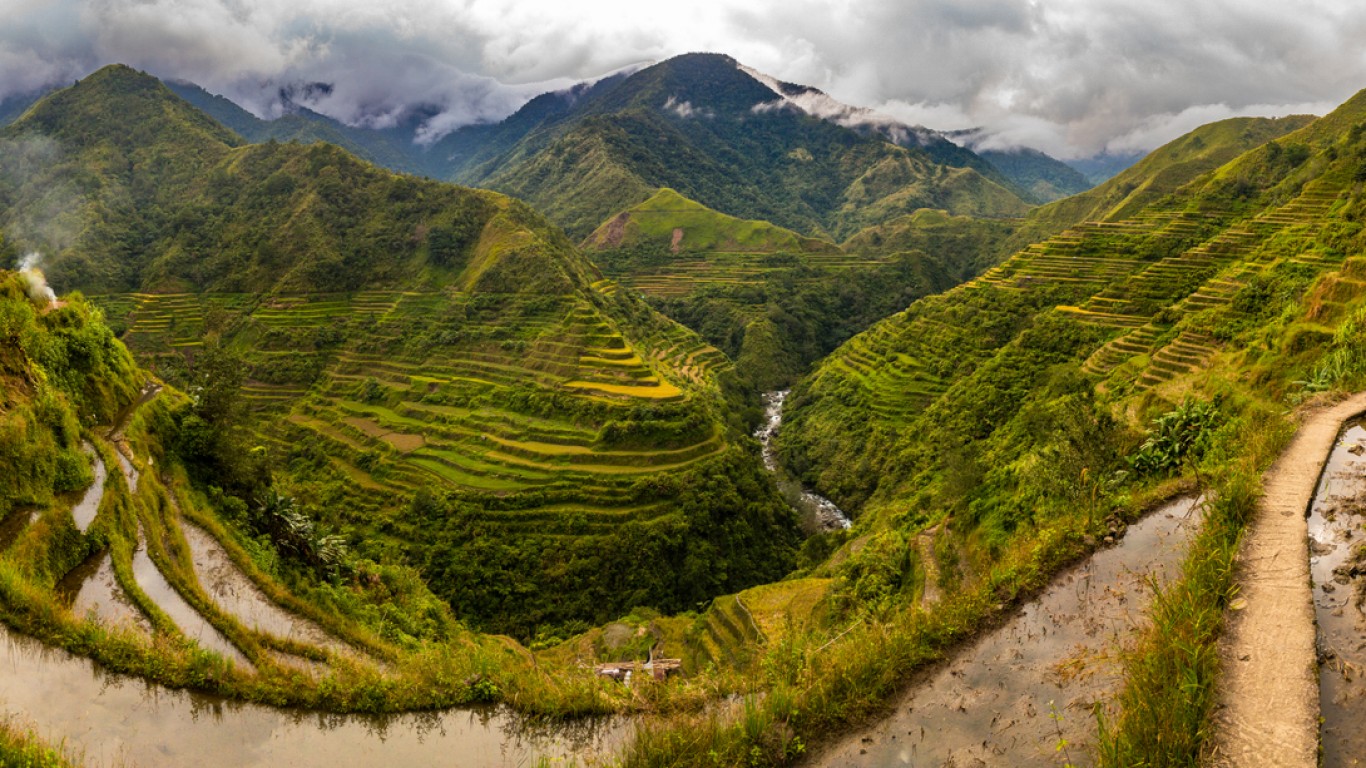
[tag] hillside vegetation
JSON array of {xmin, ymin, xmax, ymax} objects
[
  {"xmin": 1011, "ymin": 114, "xmax": 1315, "ymax": 247},
  {"xmin": 0, "ymin": 65, "xmax": 800, "ymax": 640},
  {"xmin": 782, "ymin": 98, "xmax": 1359, "ymax": 519},
  {"xmin": 675, "ymin": 88, "xmax": 1366, "ymax": 767},
  {"xmin": 0, "ymin": 266, "xmax": 658, "ymax": 718},
  {"xmin": 586, "ymin": 192, "xmax": 1015, "ymax": 389},
  {"xmin": 583, "ymin": 187, "xmax": 833, "ymax": 254}
]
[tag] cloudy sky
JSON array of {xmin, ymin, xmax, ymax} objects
[{"xmin": 4, "ymin": 0, "xmax": 1366, "ymax": 158}]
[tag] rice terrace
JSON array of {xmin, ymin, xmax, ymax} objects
[{"xmin": 2, "ymin": 2, "xmax": 1366, "ymax": 767}]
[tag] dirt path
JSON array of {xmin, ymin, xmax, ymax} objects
[{"xmin": 1209, "ymin": 391, "xmax": 1366, "ymax": 767}]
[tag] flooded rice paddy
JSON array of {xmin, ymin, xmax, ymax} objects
[
  {"xmin": 1310, "ymin": 419, "xmax": 1366, "ymax": 768},
  {"xmin": 70, "ymin": 442, "xmax": 107, "ymax": 533},
  {"xmin": 813, "ymin": 496, "xmax": 1204, "ymax": 767},
  {"xmin": 0, "ymin": 623, "xmax": 624, "ymax": 767}
]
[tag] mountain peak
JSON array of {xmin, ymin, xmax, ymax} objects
[
  {"xmin": 68, "ymin": 63, "xmax": 160, "ymax": 93},
  {"xmin": 583, "ymin": 51, "xmax": 775, "ymax": 117},
  {"xmin": 8, "ymin": 63, "xmax": 241, "ymax": 152}
]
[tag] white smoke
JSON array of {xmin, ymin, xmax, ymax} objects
[{"xmin": 17, "ymin": 252, "xmax": 56, "ymax": 307}]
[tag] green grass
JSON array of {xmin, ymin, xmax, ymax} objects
[
  {"xmin": 0, "ymin": 719, "xmax": 79, "ymax": 768},
  {"xmin": 583, "ymin": 188, "xmax": 834, "ymax": 254}
]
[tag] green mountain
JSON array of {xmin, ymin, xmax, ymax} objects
[
  {"xmin": 978, "ymin": 147, "xmax": 1094, "ymax": 202},
  {"xmin": 582, "ymin": 187, "xmax": 834, "ymax": 253},
  {"xmin": 163, "ymin": 79, "xmax": 429, "ymax": 176},
  {"xmin": 1011, "ymin": 114, "xmax": 1315, "ymax": 247},
  {"xmin": 450, "ymin": 53, "xmax": 1031, "ymax": 239},
  {"xmin": 155, "ymin": 56, "xmax": 1058, "ymax": 245},
  {"xmin": 780, "ymin": 90, "xmax": 1364, "ymax": 520},
  {"xmin": 0, "ymin": 65, "xmax": 800, "ymax": 638}
]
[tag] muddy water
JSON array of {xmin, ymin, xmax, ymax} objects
[
  {"xmin": 107, "ymin": 382, "xmax": 162, "ymax": 442},
  {"xmin": 1309, "ymin": 419, "xmax": 1366, "ymax": 768},
  {"xmin": 70, "ymin": 442, "xmax": 108, "ymax": 533},
  {"xmin": 113, "ymin": 447, "xmax": 139, "ymax": 492},
  {"xmin": 756, "ymin": 390, "xmax": 852, "ymax": 531},
  {"xmin": 0, "ymin": 623, "xmax": 625, "ymax": 768},
  {"xmin": 812, "ymin": 496, "xmax": 1203, "ymax": 767},
  {"xmin": 180, "ymin": 520, "xmax": 353, "ymax": 657},
  {"xmin": 56, "ymin": 550, "xmax": 152, "ymax": 635},
  {"xmin": 130, "ymin": 530, "xmax": 253, "ymax": 669}
]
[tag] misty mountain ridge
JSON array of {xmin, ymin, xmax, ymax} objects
[
  {"xmin": 433, "ymin": 52, "xmax": 1037, "ymax": 237},
  {"xmin": 142, "ymin": 53, "xmax": 1101, "ymax": 230}
]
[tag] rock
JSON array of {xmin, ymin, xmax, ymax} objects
[
  {"xmin": 1103, "ymin": 535, "xmax": 1115, "ymax": 545},
  {"xmin": 1348, "ymin": 443, "xmax": 1364, "ymax": 455}
]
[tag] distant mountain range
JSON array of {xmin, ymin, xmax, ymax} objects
[{"xmin": 0, "ymin": 54, "xmax": 1130, "ymax": 239}]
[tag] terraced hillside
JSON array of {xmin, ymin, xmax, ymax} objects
[
  {"xmin": 587, "ymin": 197, "xmax": 1016, "ymax": 389},
  {"xmin": 576, "ymin": 88, "xmax": 1366, "ymax": 768},
  {"xmin": 92, "ymin": 281, "xmax": 783, "ymax": 635},
  {"xmin": 0, "ymin": 266, "xmax": 703, "ymax": 732},
  {"xmin": 586, "ymin": 188, "xmax": 884, "ymax": 300},
  {"xmin": 102, "ymin": 287, "xmax": 729, "ymax": 498},
  {"xmin": 1009, "ymin": 114, "xmax": 1316, "ymax": 248},
  {"xmin": 780, "ymin": 90, "xmax": 1366, "ymax": 523},
  {"xmin": 2, "ymin": 65, "xmax": 800, "ymax": 639}
]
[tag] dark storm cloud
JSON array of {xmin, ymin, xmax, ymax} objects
[{"xmin": 2, "ymin": 0, "xmax": 1365, "ymax": 156}]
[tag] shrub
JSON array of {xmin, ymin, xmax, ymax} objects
[{"xmin": 1130, "ymin": 400, "xmax": 1220, "ymax": 476}]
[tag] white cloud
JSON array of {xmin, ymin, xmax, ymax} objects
[
  {"xmin": 2, "ymin": 0, "xmax": 1365, "ymax": 155},
  {"xmin": 664, "ymin": 96, "xmax": 712, "ymax": 119}
]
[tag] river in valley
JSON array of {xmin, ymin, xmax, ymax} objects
[
  {"xmin": 1309, "ymin": 418, "xmax": 1366, "ymax": 768},
  {"xmin": 756, "ymin": 390, "xmax": 852, "ymax": 532},
  {"xmin": 810, "ymin": 496, "xmax": 1205, "ymax": 767}
]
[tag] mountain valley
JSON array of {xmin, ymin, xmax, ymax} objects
[{"xmin": 1, "ymin": 44, "xmax": 1365, "ymax": 768}]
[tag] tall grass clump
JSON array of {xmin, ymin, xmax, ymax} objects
[{"xmin": 0, "ymin": 718, "xmax": 80, "ymax": 768}]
